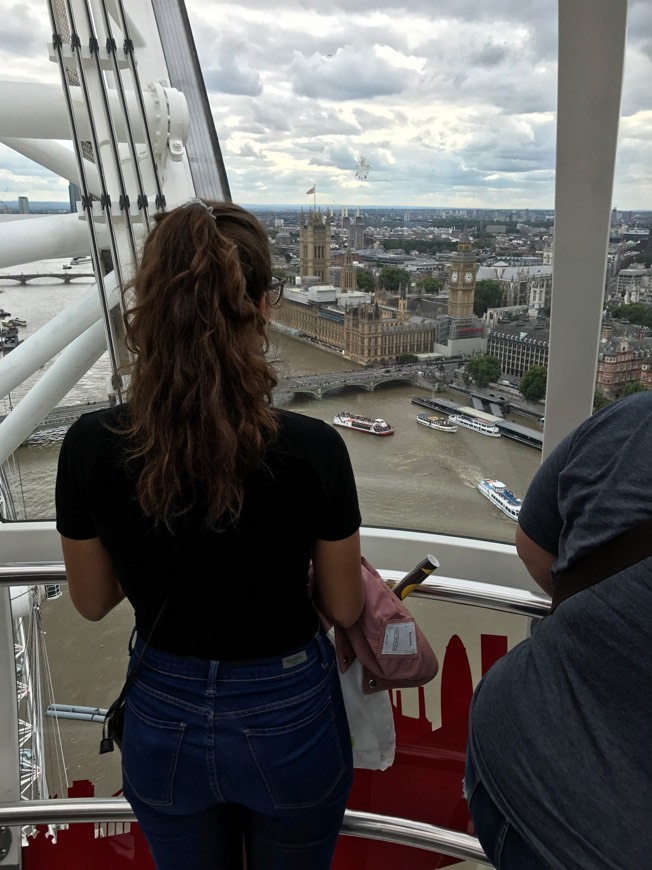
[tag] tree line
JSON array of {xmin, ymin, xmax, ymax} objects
[
  {"xmin": 464, "ymin": 356, "xmax": 547, "ymax": 402},
  {"xmin": 465, "ymin": 356, "xmax": 648, "ymax": 408},
  {"xmin": 607, "ymin": 302, "xmax": 652, "ymax": 329}
]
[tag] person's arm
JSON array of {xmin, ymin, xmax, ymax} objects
[
  {"xmin": 515, "ymin": 525, "xmax": 556, "ymax": 596},
  {"xmin": 60, "ymin": 536, "xmax": 126, "ymax": 621},
  {"xmin": 312, "ymin": 530, "xmax": 364, "ymax": 628}
]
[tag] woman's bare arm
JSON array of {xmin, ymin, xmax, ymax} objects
[
  {"xmin": 312, "ymin": 530, "xmax": 364, "ymax": 628},
  {"xmin": 515, "ymin": 525, "xmax": 556, "ymax": 596},
  {"xmin": 60, "ymin": 536, "xmax": 126, "ymax": 621}
]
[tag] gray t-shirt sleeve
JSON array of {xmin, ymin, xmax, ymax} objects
[
  {"xmin": 520, "ymin": 391, "xmax": 652, "ymax": 574},
  {"xmin": 517, "ymin": 431, "xmax": 574, "ymax": 558}
]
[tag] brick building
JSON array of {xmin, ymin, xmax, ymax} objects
[
  {"xmin": 596, "ymin": 316, "xmax": 652, "ymax": 396},
  {"xmin": 486, "ymin": 321, "xmax": 550, "ymax": 378},
  {"xmin": 272, "ymin": 287, "xmax": 438, "ymax": 364}
]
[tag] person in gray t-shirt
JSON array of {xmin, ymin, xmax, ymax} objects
[{"xmin": 466, "ymin": 391, "xmax": 652, "ymax": 869}]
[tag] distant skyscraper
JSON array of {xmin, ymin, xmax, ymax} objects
[
  {"xmin": 349, "ymin": 211, "xmax": 365, "ymax": 250},
  {"xmin": 68, "ymin": 183, "xmax": 81, "ymax": 213},
  {"xmin": 18, "ymin": 196, "xmax": 29, "ymax": 214}
]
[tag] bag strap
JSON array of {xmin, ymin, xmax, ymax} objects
[
  {"xmin": 550, "ymin": 520, "xmax": 652, "ymax": 612},
  {"xmin": 100, "ymin": 599, "xmax": 168, "ymax": 752}
]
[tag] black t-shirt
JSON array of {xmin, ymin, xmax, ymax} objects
[{"xmin": 56, "ymin": 406, "xmax": 361, "ymax": 660}]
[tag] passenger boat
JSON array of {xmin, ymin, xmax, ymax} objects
[
  {"xmin": 333, "ymin": 412, "xmax": 394, "ymax": 436},
  {"xmin": 0, "ymin": 1, "xmax": 638, "ymax": 868},
  {"xmin": 477, "ymin": 479, "xmax": 523, "ymax": 521},
  {"xmin": 1, "ymin": 334, "xmax": 21, "ymax": 353},
  {"xmin": 416, "ymin": 413, "xmax": 457, "ymax": 432},
  {"xmin": 448, "ymin": 413, "xmax": 501, "ymax": 437}
]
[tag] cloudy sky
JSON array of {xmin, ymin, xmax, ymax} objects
[{"xmin": 0, "ymin": 0, "xmax": 650, "ymax": 208}]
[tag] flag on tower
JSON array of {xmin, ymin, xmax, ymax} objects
[{"xmin": 306, "ymin": 186, "xmax": 316, "ymax": 195}]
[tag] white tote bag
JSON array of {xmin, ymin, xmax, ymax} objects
[{"xmin": 338, "ymin": 657, "xmax": 396, "ymax": 771}]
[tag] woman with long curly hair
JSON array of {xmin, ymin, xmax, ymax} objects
[{"xmin": 55, "ymin": 199, "xmax": 364, "ymax": 869}]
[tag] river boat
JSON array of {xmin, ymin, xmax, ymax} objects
[
  {"xmin": 416, "ymin": 413, "xmax": 457, "ymax": 433},
  {"xmin": 333, "ymin": 411, "xmax": 394, "ymax": 435},
  {"xmin": 1, "ymin": 334, "xmax": 22, "ymax": 353},
  {"xmin": 0, "ymin": 2, "xmax": 636, "ymax": 869},
  {"xmin": 477, "ymin": 479, "xmax": 522, "ymax": 521},
  {"xmin": 448, "ymin": 413, "xmax": 501, "ymax": 438}
]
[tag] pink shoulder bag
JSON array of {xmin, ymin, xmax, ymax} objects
[{"xmin": 323, "ymin": 556, "xmax": 439, "ymax": 694}]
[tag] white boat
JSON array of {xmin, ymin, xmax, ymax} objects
[
  {"xmin": 416, "ymin": 413, "xmax": 457, "ymax": 432},
  {"xmin": 448, "ymin": 413, "xmax": 501, "ymax": 437},
  {"xmin": 333, "ymin": 411, "xmax": 394, "ymax": 435},
  {"xmin": 477, "ymin": 479, "xmax": 523, "ymax": 521}
]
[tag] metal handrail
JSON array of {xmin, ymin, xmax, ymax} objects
[
  {"xmin": 0, "ymin": 799, "xmax": 489, "ymax": 864},
  {"xmin": 341, "ymin": 810, "xmax": 489, "ymax": 864},
  {"xmin": 411, "ymin": 577, "xmax": 550, "ymax": 618},
  {"xmin": 0, "ymin": 562, "xmax": 551, "ymax": 618},
  {"xmin": 0, "ymin": 564, "xmax": 67, "ymax": 585}
]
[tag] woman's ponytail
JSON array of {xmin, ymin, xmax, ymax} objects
[{"xmin": 118, "ymin": 200, "xmax": 278, "ymax": 528}]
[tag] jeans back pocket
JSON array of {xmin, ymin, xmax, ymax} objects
[
  {"xmin": 122, "ymin": 699, "xmax": 186, "ymax": 807},
  {"xmin": 246, "ymin": 696, "xmax": 349, "ymax": 810}
]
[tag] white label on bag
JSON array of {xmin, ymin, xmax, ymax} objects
[{"xmin": 382, "ymin": 622, "xmax": 417, "ymax": 655}]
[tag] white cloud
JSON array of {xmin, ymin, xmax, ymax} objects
[
  {"xmin": 201, "ymin": 33, "xmax": 263, "ymax": 96},
  {"xmin": 289, "ymin": 46, "xmax": 418, "ymax": 100},
  {"xmin": 0, "ymin": 0, "xmax": 649, "ymax": 208}
]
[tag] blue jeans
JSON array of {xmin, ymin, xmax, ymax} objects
[
  {"xmin": 121, "ymin": 630, "xmax": 353, "ymax": 870},
  {"xmin": 464, "ymin": 746, "xmax": 550, "ymax": 869}
]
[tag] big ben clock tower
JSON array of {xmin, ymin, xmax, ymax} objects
[{"xmin": 447, "ymin": 230, "xmax": 478, "ymax": 317}]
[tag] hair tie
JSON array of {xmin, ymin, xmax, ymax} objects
[{"xmin": 185, "ymin": 198, "xmax": 215, "ymax": 217}]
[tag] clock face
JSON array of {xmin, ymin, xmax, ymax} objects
[
  {"xmin": 464, "ymin": 271, "xmax": 474, "ymax": 283},
  {"xmin": 451, "ymin": 271, "xmax": 458, "ymax": 282}
]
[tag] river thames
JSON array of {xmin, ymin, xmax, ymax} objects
[
  {"xmin": 1, "ymin": 271, "xmax": 541, "ymax": 797},
  {"xmin": 1, "ymin": 273, "xmax": 540, "ymax": 541}
]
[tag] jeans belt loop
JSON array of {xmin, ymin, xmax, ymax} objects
[{"xmin": 316, "ymin": 628, "xmax": 330, "ymax": 668}]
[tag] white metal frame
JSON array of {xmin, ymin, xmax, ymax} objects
[{"xmin": 544, "ymin": 0, "xmax": 628, "ymax": 455}]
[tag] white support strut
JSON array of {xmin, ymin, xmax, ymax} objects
[{"xmin": 0, "ymin": 318, "xmax": 108, "ymax": 465}]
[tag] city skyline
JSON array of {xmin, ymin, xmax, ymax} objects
[{"xmin": 0, "ymin": 0, "xmax": 651, "ymax": 208}]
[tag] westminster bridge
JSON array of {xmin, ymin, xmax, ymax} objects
[
  {"xmin": 0, "ymin": 272, "xmax": 95, "ymax": 285},
  {"xmin": 274, "ymin": 363, "xmax": 447, "ymax": 401},
  {"xmin": 2, "ymin": 363, "xmax": 455, "ymax": 440}
]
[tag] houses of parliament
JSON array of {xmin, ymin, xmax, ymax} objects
[{"xmin": 271, "ymin": 207, "xmax": 485, "ymax": 364}]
